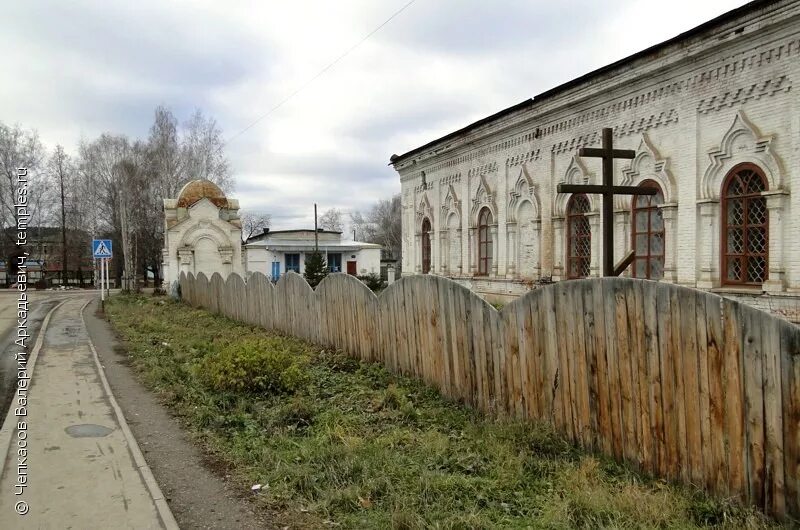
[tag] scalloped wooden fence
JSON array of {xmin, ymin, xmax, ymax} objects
[{"xmin": 178, "ymin": 271, "xmax": 800, "ymax": 519}]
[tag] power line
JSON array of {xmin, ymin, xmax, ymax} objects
[{"xmin": 224, "ymin": 0, "xmax": 418, "ymax": 146}]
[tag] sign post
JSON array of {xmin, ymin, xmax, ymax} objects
[{"xmin": 92, "ymin": 239, "xmax": 113, "ymax": 304}]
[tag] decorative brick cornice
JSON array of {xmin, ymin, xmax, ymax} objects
[
  {"xmin": 467, "ymin": 161, "xmax": 498, "ymax": 178},
  {"xmin": 507, "ymin": 149, "xmax": 541, "ymax": 167},
  {"xmin": 697, "ymin": 75, "xmax": 792, "ymax": 113},
  {"xmin": 552, "ymin": 132, "xmax": 599, "ymax": 155},
  {"xmin": 616, "ymin": 109, "xmax": 679, "ymax": 137},
  {"xmin": 440, "ymin": 172, "xmax": 461, "ymax": 186},
  {"xmin": 413, "ymin": 181, "xmax": 433, "ymax": 193}
]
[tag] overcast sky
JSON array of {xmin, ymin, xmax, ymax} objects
[{"xmin": 1, "ymin": 0, "xmax": 750, "ymax": 231}]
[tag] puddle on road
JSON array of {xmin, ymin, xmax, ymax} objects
[{"xmin": 65, "ymin": 424, "xmax": 114, "ymax": 438}]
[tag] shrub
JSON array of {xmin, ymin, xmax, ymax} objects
[
  {"xmin": 197, "ymin": 338, "xmax": 309, "ymax": 395},
  {"xmin": 275, "ymin": 395, "xmax": 316, "ymax": 429},
  {"xmin": 357, "ymin": 273, "xmax": 384, "ymax": 292}
]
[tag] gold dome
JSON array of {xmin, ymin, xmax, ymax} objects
[{"xmin": 176, "ymin": 179, "xmax": 228, "ymax": 208}]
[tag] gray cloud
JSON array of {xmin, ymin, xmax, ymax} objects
[
  {"xmin": 379, "ymin": 0, "xmax": 610, "ymax": 55},
  {"xmin": 4, "ymin": 1, "xmax": 262, "ymax": 89},
  {"xmin": 0, "ymin": 0, "xmax": 749, "ymax": 232}
]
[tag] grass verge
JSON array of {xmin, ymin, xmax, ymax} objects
[{"xmin": 106, "ymin": 294, "xmax": 782, "ymax": 529}]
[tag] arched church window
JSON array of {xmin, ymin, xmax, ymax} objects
[
  {"xmin": 722, "ymin": 163, "xmax": 768, "ymax": 286},
  {"xmin": 421, "ymin": 217, "xmax": 431, "ymax": 274},
  {"xmin": 477, "ymin": 208, "xmax": 493, "ymax": 276},
  {"xmin": 566, "ymin": 194, "xmax": 591, "ymax": 279},
  {"xmin": 632, "ymin": 180, "xmax": 665, "ymax": 280}
]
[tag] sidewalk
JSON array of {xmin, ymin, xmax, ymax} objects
[{"xmin": 0, "ymin": 295, "xmax": 176, "ymax": 529}]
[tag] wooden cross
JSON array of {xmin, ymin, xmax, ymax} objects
[{"xmin": 557, "ymin": 127, "xmax": 657, "ymax": 277}]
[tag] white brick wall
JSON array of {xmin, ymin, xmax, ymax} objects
[{"xmin": 393, "ymin": 1, "xmax": 800, "ymax": 318}]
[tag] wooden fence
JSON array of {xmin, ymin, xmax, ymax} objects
[{"xmin": 179, "ymin": 271, "xmax": 800, "ymax": 520}]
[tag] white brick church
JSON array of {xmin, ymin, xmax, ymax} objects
[{"xmin": 391, "ymin": 0, "xmax": 800, "ymax": 313}]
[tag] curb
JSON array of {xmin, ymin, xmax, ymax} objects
[
  {"xmin": 0, "ymin": 299, "xmax": 66, "ymax": 480},
  {"xmin": 81, "ymin": 298, "xmax": 180, "ymax": 530}
]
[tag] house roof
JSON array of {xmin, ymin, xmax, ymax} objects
[
  {"xmin": 245, "ymin": 228, "xmax": 343, "ymax": 244},
  {"xmin": 389, "ymin": 0, "xmax": 775, "ymax": 166}
]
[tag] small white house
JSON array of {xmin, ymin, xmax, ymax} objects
[{"xmin": 244, "ymin": 229, "xmax": 382, "ymax": 281}]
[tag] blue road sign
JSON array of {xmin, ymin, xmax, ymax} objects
[{"xmin": 92, "ymin": 239, "xmax": 113, "ymax": 259}]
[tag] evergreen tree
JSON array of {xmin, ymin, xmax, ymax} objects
[{"xmin": 303, "ymin": 251, "xmax": 328, "ymax": 288}]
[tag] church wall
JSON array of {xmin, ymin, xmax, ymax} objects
[{"xmin": 395, "ymin": 2, "xmax": 800, "ymax": 315}]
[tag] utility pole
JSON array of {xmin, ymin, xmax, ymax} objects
[
  {"xmin": 314, "ymin": 203, "xmax": 319, "ymax": 252},
  {"xmin": 120, "ymin": 189, "xmax": 129, "ymax": 291}
]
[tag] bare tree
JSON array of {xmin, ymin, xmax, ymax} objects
[
  {"xmin": 148, "ymin": 106, "xmax": 185, "ymax": 198},
  {"xmin": 368, "ymin": 195, "xmax": 402, "ymax": 261},
  {"xmin": 182, "ymin": 109, "xmax": 232, "ymax": 191},
  {"xmin": 319, "ymin": 207, "xmax": 343, "ymax": 232},
  {"xmin": 349, "ymin": 210, "xmax": 372, "ymax": 241},
  {"xmin": 349, "ymin": 194, "xmax": 402, "ymax": 263},
  {"xmin": 47, "ymin": 145, "xmax": 74, "ymax": 283},
  {"xmin": 78, "ymin": 133, "xmax": 133, "ymax": 286},
  {"xmin": 0, "ymin": 122, "xmax": 46, "ymax": 263},
  {"xmin": 240, "ymin": 211, "xmax": 272, "ymax": 241}
]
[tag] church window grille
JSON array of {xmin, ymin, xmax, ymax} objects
[
  {"xmin": 721, "ymin": 163, "xmax": 768, "ymax": 286},
  {"xmin": 477, "ymin": 208, "xmax": 493, "ymax": 276},
  {"xmin": 421, "ymin": 218, "xmax": 431, "ymax": 274},
  {"xmin": 631, "ymin": 180, "xmax": 665, "ymax": 280},
  {"xmin": 566, "ymin": 194, "xmax": 591, "ymax": 279}
]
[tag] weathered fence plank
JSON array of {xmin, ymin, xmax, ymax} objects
[
  {"xmin": 763, "ymin": 314, "xmax": 785, "ymax": 515},
  {"xmin": 781, "ymin": 320, "xmax": 800, "ymax": 515},
  {"xmin": 679, "ymin": 287, "xmax": 702, "ymax": 485},
  {"xmin": 723, "ymin": 299, "xmax": 746, "ymax": 499},
  {"xmin": 631, "ymin": 280, "xmax": 649, "ymax": 470},
  {"xmin": 695, "ymin": 292, "xmax": 713, "ymax": 490},
  {"xmin": 593, "ymin": 280, "xmax": 612, "ymax": 456},
  {"xmin": 643, "ymin": 278, "xmax": 663, "ymax": 477},
  {"xmin": 705, "ymin": 295, "xmax": 727, "ymax": 494},
  {"xmin": 742, "ymin": 305, "xmax": 766, "ymax": 509}
]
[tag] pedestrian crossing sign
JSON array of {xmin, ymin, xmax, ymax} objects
[{"xmin": 92, "ymin": 239, "xmax": 113, "ymax": 258}]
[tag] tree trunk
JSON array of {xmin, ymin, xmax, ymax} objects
[{"xmin": 60, "ymin": 167, "xmax": 67, "ymax": 285}]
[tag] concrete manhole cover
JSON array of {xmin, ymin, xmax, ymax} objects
[{"xmin": 65, "ymin": 424, "xmax": 114, "ymax": 438}]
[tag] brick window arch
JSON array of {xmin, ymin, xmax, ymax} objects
[
  {"xmin": 421, "ymin": 217, "xmax": 431, "ymax": 274},
  {"xmin": 632, "ymin": 180, "xmax": 665, "ymax": 279},
  {"xmin": 722, "ymin": 163, "xmax": 768, "ymax": 286},
  {"xmin": 477, "ymin": 207, "xmax": 493, "ymax": 276},
  {"xmin": 566, "ymin": 194, "xmax": 591, "ymax": 279}
]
